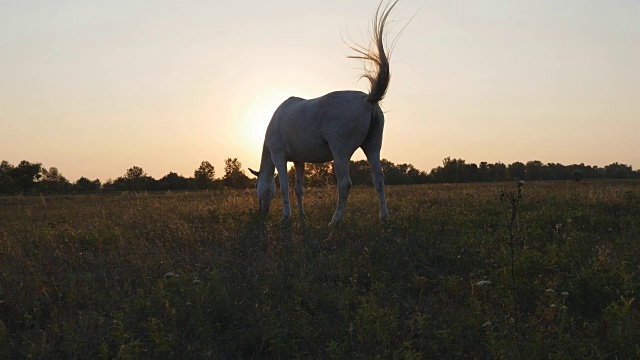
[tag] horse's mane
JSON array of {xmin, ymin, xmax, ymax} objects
[{"xmin": 347, "ymin": 0, "xmax": 398, "ymax": 104}]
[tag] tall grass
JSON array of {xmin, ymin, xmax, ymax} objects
[{"xmin": 1, "ymin": 181, "xmax": 639, "ymax": 358}]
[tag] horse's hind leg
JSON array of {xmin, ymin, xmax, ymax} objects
[
  {"xmin": 330, "ymin": 157, "xmax": 352, "ymax": 227},
  {"xmin": 363, "ymin": 146, "xmax": 390, "ymax": 221},
  {"xmin": 294, "ymin": 161, "xmax": 306, "ymax": 221},
  {"xmin": 362, "ymin": 104, "xmax": 389, "ymax": 221}
]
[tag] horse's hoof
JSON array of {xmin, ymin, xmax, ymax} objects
[{"xmin": 328, "ymin": 219, "xmax": 342, "ymax": 229}]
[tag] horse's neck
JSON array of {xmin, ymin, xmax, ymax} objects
[{"xmin": 259, "ymin": 143, "xmax": 276, "ymax": 177}]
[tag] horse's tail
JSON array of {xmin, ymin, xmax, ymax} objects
[{"xmin": 348, "ymin": 0, "xmax": 398, "ymax": 104}]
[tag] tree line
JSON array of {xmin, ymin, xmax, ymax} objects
[
  {"xmin": 1, "ymin": 157, "xmax": 638, "ymax": 195},
  {"xmin": 429, "ymin": 157, "xmax": 639, "ymax": 183},
  {"xmin": 0, "ymin": 159, "xmax": 251, "ymax": 195}
]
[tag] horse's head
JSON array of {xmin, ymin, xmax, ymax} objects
[{"xmin": 249, "ymin": 168, "xmax": 276, "ymax": 214}]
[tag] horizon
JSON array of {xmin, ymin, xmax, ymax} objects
[
  {"xmin": 2, "ymin": 0, "xmax": 639, "ymax": 182},
  {"xmin": 2, "ymin": 156, "xmax": 636, "ymax": 184}
]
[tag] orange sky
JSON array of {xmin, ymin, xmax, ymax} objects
[{"xmin": 1, "ymin": 0, "xmax": 638, "ymax": 181}]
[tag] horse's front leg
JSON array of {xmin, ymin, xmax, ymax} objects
[
  {"xmin": 294, "ymin": 161, "xmax": 306, "ymax": 221},
  {"xmin": 272, "ymin": 155, "xmax": 291, "ymax": 220},
  {"xmin": 330, "ymin": 157, "xmax": 352, "ymax": 227}
]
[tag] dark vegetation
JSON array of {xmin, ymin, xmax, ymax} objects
[
  {"xmin": 1, "ymin": 157, "xmax": 638, "ymax": 195},
  {"xmin": 1, "ymin": 180, "xmax": 639, "ymax": 358}
]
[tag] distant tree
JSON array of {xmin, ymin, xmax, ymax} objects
[
  {"xmin": 396, "ymin": 163, "xmax": 413, "ymax": 184},
  {"xmin": 466, "ymin": 163, "xmax": 480, "ymax": 183},
  {"xmin": 489, "ymin": 162, "xmax": 508, "ymax": 182},
  {"xmin": 40, "ymin": 167, "xmax": 70, "ymax": 193},
  {"xmin": 604, "ymin": 162, "xmax": 633, "ymax": 179},
  {"xmin": 544, "ymin": 162, "xmax": 570, "ymax": 180},
  {"xmin": 125, "ymin": 166, "xmax": 145, "ymax": 180},
  {"xmin": 452, "ymin": 158, "xmax": 469, "ymax": 183},
  {"xmin": 194, "ymin": 161, "xmax": 216, "ymax": 189},
  {"xmin": 571, "ymin": 169, "xmax": 584, "ymax": 182},
  {"xmin": 122, "ymin": 166, "xmax": 155, "ymax": 191},
  {"xmin": 223, "ymin": 158, "xmax": 242, "ymax": 179},
  {"xmin": 274, "ymin": 162, "xmax": 333, "ymax": 189},
  {"xmin": 0, "ymin": 160, "xmax": 15, "ymax": 193},
  {"xmin": 391, "ymin": 162, "xmax": 427, "ymax": 184},
  {"xmin": 478, "ymin": 162, "xmax": 490, "ymax": 182},
  {"xmin": 270, "ymin": 159, "xmax": 432, "ymax": 188},
  {"xmin": 11, "ymin": 161, "xmax": 43, "ymax": 195},
  {"xmin": 382, "ymin": 159, "xmax": 406, "ymax": 184},
  {"xmin": 350, "ymin": 160, "xmax": 372, "ymax": 185},
  {"xmin": 102, "ymin": 178, "xmax": 115, "ymax": 191},
  {"xmin": 107, "ymin": 177, "xmax": 127, "ymax": 191},
  {"xmin": 159, "ymin": 172, "xmax": 188, "ymax": 190},
  {"xmin": 440, "ymin": 157, "xmax": 455, "ymax": 183},
  {"xmin": 429, "ymin": 166, "xmax": 443, "ymax": 183},
  {"xmin": 306, "ymin": 162, "xmax": 334, "ymax": 187},
  {"xmin": 525, "ymin": 161, "xmax": 544, "ymax": 181},
  {"xmin": 508, "ymin": 162, "xmax": 526, "ymax": 180},
  {"xmin": 430, "ymin": 157, "xmax": 469, "ymax": 183},
  {"xmin": 74, "ymin": 177, "xmax": 101, "ymax": 192},
  {"xmin": 583, "ymin": 164, "xmax": 603, "ymax": 179},
  {"xmin": 223, "ymin": 158, "xmax": 252, "ymax": 188}
]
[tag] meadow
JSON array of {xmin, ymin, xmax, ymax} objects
[{"xmin": 1, "ymin": 180, "xmax": 639, "ymax": 359}]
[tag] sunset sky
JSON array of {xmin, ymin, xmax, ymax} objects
[{"xmin": 1, "ymin": 0, "xmax": 638, "ymax": 182}]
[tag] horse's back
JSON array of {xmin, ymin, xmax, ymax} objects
[
  {"xmin": 266, "ymin": 90, "xmax": 373, "ymax": 162},
  {"xmin": 275, "ymin": 90, "xmax": 368, "ymax": 118}
]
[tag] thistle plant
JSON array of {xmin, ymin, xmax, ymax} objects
[
  {"xmin": 500, "ymin": 180, "xmax": 524, "ymax": 282},
  {"xmin": 500, "ymin": 179, "xmax": 524, "ymax": 348}
]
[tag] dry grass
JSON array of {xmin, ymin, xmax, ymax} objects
[{"xmin": 1, "ymin": 181, "xmax": 639, "ymax": 358}]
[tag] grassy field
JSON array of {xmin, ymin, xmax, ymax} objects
[{"xmin": 1, "ymin": 180, "xmax": 639, "ymax": 359}]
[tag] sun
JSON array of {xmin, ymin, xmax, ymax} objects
[{"xmin": 239, "ymin": 87, "xmax": 305, "ymax": 150}]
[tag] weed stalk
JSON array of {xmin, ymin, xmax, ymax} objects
[{"xmin": 500, "ymin": 180, "xmax": 524, "ymax": 351}]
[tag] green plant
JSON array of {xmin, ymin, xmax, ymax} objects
[{"xmin": 499, "ymin": 180, "xmax": 524, "ymax": 348}]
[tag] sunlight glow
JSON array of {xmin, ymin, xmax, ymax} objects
[{"xmin": 239, "ymin": 88, "xmax": 304, "ymax": 151}]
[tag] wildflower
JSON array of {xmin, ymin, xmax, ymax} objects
[
  {"xmin": 545, "ymin": 289, "xmax": 555, "ymax": 294},
  {"xmin": 561, "ymin": 292, "xmax": 569, "ymax": 297},
  {"xmin": 476, "ymin": 280, "xmax": 492, "ymax": 287},
  {"xmin": 550, "ymin": 304, "xmax": 557, "ymax": 308},
  {"xmin": 164, "ymin": 272, "xmax": 175, "ymax": 279},
  {"xmin": 482, "ymin": 321, "xmax": 492, "ymax": 328},
  {"xmin": 192, "ymin": 279, "xmax": 202, "ymax": 285}
]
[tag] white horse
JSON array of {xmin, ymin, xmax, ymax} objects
[{"xmin": 249, "ymin": 0, "xmax": 398, "ymax": 226}]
